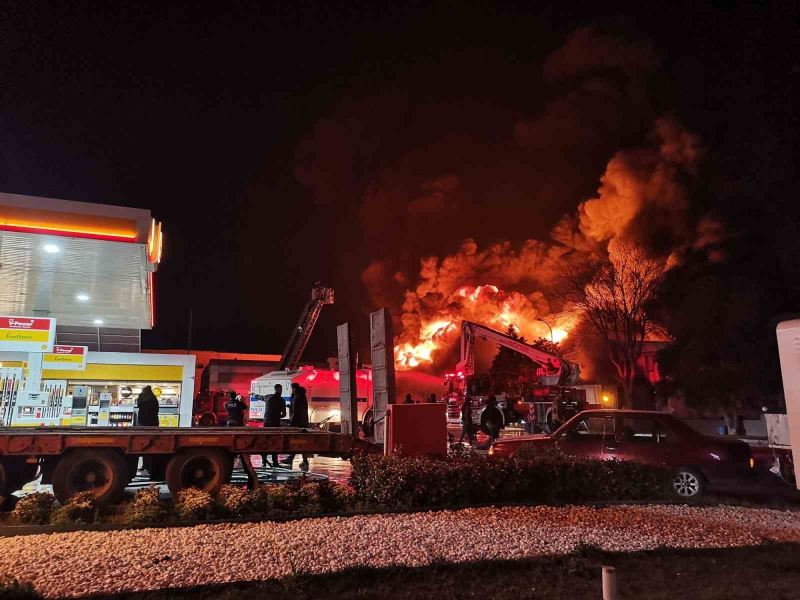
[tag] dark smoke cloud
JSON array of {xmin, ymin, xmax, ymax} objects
[
  {"xmin": 542, "ymin": 26, "xmax": 659, "ymax": 82},
  {"xmin": 293, "ymin": 26, "xmax": 704, "ymax": 353}
]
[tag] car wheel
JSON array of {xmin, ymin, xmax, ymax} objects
[{"xmin": 672, "ymin": 467, "xmax": 705, "ymax": 498}]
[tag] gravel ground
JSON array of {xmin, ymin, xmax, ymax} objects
[{"xmin": 2, "ymin": 504, "xmax": 799, "ymax": 598}]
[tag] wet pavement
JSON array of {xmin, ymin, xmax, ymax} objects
[{"xmin": 19, "ymin": 454, "xmax": 354, "ymax": 498}]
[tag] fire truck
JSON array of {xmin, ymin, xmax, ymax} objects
[
  {"xmin": 445, "ymin": 320, "xmax": 585, "ymax": 432},
  {"xmin": 193, "ymin": 283, "xmax": 335, "ymax": 427},
  {"xmin": 248, "ymin": 284, "xmax": 370, "ymax": 429}
]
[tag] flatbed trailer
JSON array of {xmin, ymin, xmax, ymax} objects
[{"xmin": 0, "ymin": 427, "xmax": 373, "ymax": 504}]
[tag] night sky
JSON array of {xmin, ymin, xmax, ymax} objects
[{"xmin": 1, "ymin": 2, "xmax": 798, "ymax": 360}]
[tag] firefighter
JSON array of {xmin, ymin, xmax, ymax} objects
[
  {"xmin": 480, "ymin": 397, "xmax": 504, "ymax": 444},
  {"xmin": 225, "ymin": 391, "xmax": 247, "ymax": 426},
  {"xmin": 263, "ymin": 384, "xmax": 286, "ymax": 468},
  {"xmin": 459, "ymin": 396, "xmax": 475, "ymax": 444},
  {"xmin": 281, "ymin": 383, "xmax": 311, "ymax": 470}
]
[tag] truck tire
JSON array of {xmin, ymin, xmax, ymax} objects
[
  {"xmin": 165, "ymin": 448, "xmax": 232, "ymax": 496},
  {"xmin": 0, "ymin": 458, "xmax": 37, "ymax": 496},
  {"xmin": 52, "ymin": 449, "xmax": 128, "ymax": 504}
]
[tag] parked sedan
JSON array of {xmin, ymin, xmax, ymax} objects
[{"xmin": 489, "ymin": 410, "xmax": 755, "ymax": 498}]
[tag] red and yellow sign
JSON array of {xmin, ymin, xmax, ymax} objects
[
  {"xmin": 0, "ymin": 317, "xmax": 56, "ymax": 352},
  {"xmin": 42, "ymin": 345, "xmax": 88, "ymax": 371},
  {"xmin": 0, "ymin": 205, "xmax": 137, "ymax": 242},
  {"xmin": 147, "ymin": 218, "xmax": 163, "ymax": 264}
]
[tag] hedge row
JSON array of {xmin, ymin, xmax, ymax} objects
[
  {"xmin": 9, "ymin": 478, "xmax": 356, "ymax": 526},
  {"xmin": 7, "ymin": 450, "xmax": 671, "ymax": 527},
  {"xmin": 350, "ymin": 448, "xmax": 672, "ymax": 510}
]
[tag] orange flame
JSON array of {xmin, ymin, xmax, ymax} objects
[{"xmin": 394, "ymin": 284, "xmax": 576, "ymax": 370}]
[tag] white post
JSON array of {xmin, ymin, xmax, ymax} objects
[
  {"xmin": 776, "ymin": 320, "xmax": 800, "ymax": 489},
  {"xmin": 602, "ymin": 566, "xmax": 617, "ymax": 600},
  {"xmin": 25, "ymin": 352, "xmax": 44, "ymax": 391}
]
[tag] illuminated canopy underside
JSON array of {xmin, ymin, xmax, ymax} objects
[{"xmin": 0, "ymin": 230, "xmax": 152, "ymax": 330}]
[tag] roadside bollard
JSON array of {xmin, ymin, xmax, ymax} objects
[{"xmin": 602, "ymin": 566, "xmax": 617, "ymax": 600}]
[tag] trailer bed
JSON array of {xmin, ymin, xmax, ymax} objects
[{"xmin": 0, "ymin": 426, "xmax": 367, "ymax": 456}]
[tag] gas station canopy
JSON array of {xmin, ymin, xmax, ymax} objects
[{"xmin": 0, "ymin": 192, "xmax": 162, "ymax": 336}]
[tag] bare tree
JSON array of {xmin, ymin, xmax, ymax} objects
[{"xmin": 562, "ymin": 242, "xmax": 663, "ymax": 407}]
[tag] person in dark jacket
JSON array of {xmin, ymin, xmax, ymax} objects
[
  {"xmin": 263, "ymin": 384, "xmax": 286, "ymax": 468},
  {"xmin": 225, "ymin": 391, "xmax": 247, "ymax": 426},
  {"xmin": 458, "ymin": 397, "xmax": 475, "ymax": 444},
  {"xmin": 136, "ymin": 385, "xmax": 160, "ymax": 426},
  {"xmin": 480, "ymin": 397, "xmax": 504, "ymax": 444},
  {"xmin": 403, "ymin": 393, "xmax": 414, "ymax": 404},
  {"xmin": 281, "ymin": 383, "xmax": 311, "ymax": 470}
]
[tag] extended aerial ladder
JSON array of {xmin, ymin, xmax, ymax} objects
[
  {"xmin": 452, "ymin": 320, "xmax": 583, "ymax": 430},
  {"xmin": 279, "ymin": 283, "xmax": 335, "ymax": 371},
  {"xmin": 456, "ymin": 320, "xmax": 580, "ymax": 387}
]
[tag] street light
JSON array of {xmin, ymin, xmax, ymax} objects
[{"xmin": 536, "ymin": 318, "xmax": 554, "ymax": 343}]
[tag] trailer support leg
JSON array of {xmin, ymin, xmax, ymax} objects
[{"xmin": 239, "ymin": 454, "xmax": 259, "ymax": 490}]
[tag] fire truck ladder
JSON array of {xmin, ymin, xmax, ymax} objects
[{"xmin": 278, "ymin": 283, "xmax": 335, "ymax": 371}]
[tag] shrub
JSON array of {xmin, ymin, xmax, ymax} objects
[
  {"xmin": 215, "ymin": 484, "xmax": 251, "ymax": 517},
  {"xmin": 265, "ymin": 483, "xmax": 299, "ymax": 513},
  {"xmin": 122, "ymin": 486, "xmax": 165, "ymax": 525},
  {"xmin": 328, "ymin": 482, "xmax": 357, "ymax": 513},
  {"xmin": 174, "ymin": 488, "xmax": 213, "ymax": 521},
  {"xmin": 50, "ymin": 491, "xmax": 98, "ymax": 525},
  {"xmin": 350, "ymin": 450, "xmax": 670, "ymax": 510},
  {"xmin": 0, "ymin": 575, "xmax": 39, "ymax": 598},
  {"xmin": 11, "ymin": 493, "xmax": 55, "ymax": 525},
  {"xmin": 249, "ymin": 485, "xmax": 272, "ymax": 515}
]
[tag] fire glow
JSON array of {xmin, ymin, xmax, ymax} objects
[{"xmin": 394, "ymin": 284, "xmax": 575, "ymax": 370}]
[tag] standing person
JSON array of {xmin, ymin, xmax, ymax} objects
[
  {"xmin": 403, "ymin": 393, "xmax": 414, "ymax": 404},
  {"xmin": 459, "ymin": 397, "xmax": 475, "ymax": 444},
  {"xmin": 281, "ymin": 383, "xmax": 312, "ymax": 470},
  {"xmin": 263, "ymin": 384, "xmax": 286, "ymax": 468},
  {"xmin": 136, "ymin": 385, "xmax": 160, "ymax": 427},
  {"xmin": 428, "ymin": 393, "xmax": 437, "ymax": 403},
  {"xmin": 480, "ymin": 397, "xmax": 504, "ymax": 445},
  {"xmin": 135, "ymin": 385, "xmax": 160, "ymax": 476},
  {"xmin": 225, "ymin": 391, "xmax": 247, "ymax": 426}
]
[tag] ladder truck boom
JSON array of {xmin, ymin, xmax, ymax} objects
[
  {"xmin": 278, "ymin": 283, "xmax": 334, "ymax": 371},
  {"xmin": 455, "ymin": 320, "xmax": 580, "ymax": 386}
]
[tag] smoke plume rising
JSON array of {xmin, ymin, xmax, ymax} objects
[{"xmin": 293, "ymin": 26, "xmax": 724, "ymax": 373}]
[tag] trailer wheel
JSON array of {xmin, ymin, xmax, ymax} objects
[
  {"xmin": 0, "ymin": 458, "xmax": 37, "ymax": 496},
  {"xmin": 52, "ymin": 449, "xmax": 128, "ymax": 504},
  {"xmin": 196, "ymin": 413, "xmax": 216, "ymax": 427},
  {"xmin": 361, "ymin": 409, "xmax": 375, "ymax": 437},
  {"xmin": 165, "ymin": 448, "xmax": 232, "ymax": 496}
]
